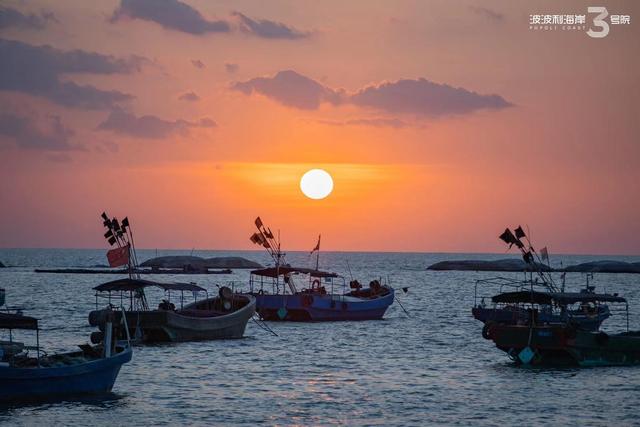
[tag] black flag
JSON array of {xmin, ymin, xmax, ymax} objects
[
  {"xmin": 514, "ymin": 226, "xmax": 526, "ymax": 239},
  {"xmin": 499, "ymin": 228, "xmax": 517, "ymax": 246}
]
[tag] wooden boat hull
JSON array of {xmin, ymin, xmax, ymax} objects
[
  {"xmin": 250, "ymin": 287, "xmax": 394, "ymax": 321},
  {"xmin": 0, "ymin": 346, "xmax": 132, "ymax": 402},
  {"xmin": 484, "ymin": 323, "xmax": 640, "ymax": 366},
  {"xmin": 91, "ymin": 295, "xmax": 256, "ymax": 342}
]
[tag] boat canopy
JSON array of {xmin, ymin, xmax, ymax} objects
[
  {"xmin": 251, "ymin": 266, "xmax": 339, "ymax": 278},
  {"xmin": 94, "ymin": 278, "xmax": 206, "ymax": 293},
  {"xmin": 492, "ymin": 290, "xmax": 627, "ymax": 305},
  {"xmin": 0, "ymin": 312, "xmax": 38, "ymax": 330}
]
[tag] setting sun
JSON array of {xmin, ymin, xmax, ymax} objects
[{"xmin": 300, "ymin": 169, "xmax": 334, "ymax": 200}]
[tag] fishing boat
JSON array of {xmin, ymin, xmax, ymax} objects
[
  {"xmin": 481, "ymin": 290, "xmax": 636, "ymax": 367},
  {"xmin": 89, "ymin": 213, "xmax": 256, "ymax": 342},
  {"xmin": 245, "ymin": 217, "xmax": 395, "ymax": 321},
  {"xmin": 473, "ymin": 277, "xmax": 612, "ymax": 331},
  {"xmin": 0, "ymin": 296, "xmax": 131, "ymax": 402},
  {"xmin": 89, "ymin": 279, "xmax": 255, "ymax": 342},
  {"xmin": 472, "ymin": 226, "xmax": 612, "ymax": 331}
]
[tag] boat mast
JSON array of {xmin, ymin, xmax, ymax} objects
[{"xmin": 315, "ymin": 234, "xmax": 321, "ymax": 271}]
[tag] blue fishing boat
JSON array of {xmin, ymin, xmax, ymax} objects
[
  {"xmin": 0, "ymin": 298, "xmax": 132, "ymax": 402},
  {"xmin": 246, "ymin": 217, "xmax": 396, "ymax": 321}
]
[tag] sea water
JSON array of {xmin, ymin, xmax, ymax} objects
[{"xmin": 0, "ymin": 249, "xmax": 639, "ymax": 426}]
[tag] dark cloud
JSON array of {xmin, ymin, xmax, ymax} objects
[
  {"xmin": 97, "ymin": 108, "xmax": 215, "ymax": 139},
  {"xmin": 232, "ymin": 12, "xmax": 310, "ymax": 39},
  {"xmin": 233, "ymin": 70, "xmax": 511, "ymax": 116},
  {"xmin": 178, "ymin": 91, "xmax": 200, "ymax": 101},
  {"xmin": 0, "ymin": 39, "xmax": 139, "ymax": 109},
  {"xmin": 231, "ymin": 70, "xmax": 342, "ymax": 110},
  {"xmin": 110, "ymin": 0, "xmax": 230, "ymax": 35},
  {"xmin": 0, "ymin": 6, "xmax": 56, "ymax": 30},
  {"xmin": 319, "ymin": 118, "xmax": 408, "ymax": 128},
  {"xmin": 0, "ymin": 113, "xmax": 78, "ymax": 151},
  {"xmin": 191, "ymin": 59, "xmax": 205, "ymax": 69},
  {"xmin": 469, "ymin": 6, "xmax": 504, "ymax": 22},
  {"xmin": 351, "ymin": 79, "xmax": 512, "ymax": 116},
  {"xmin": 225, "ymin": 62, "xmax": 239, "ymax": 74}
]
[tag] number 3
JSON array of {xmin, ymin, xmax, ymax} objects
[{"xmin": 587, "ymin": 6, "xmax": 609, "ymax": 38}]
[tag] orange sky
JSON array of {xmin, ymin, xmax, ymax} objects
[{"xmin": 0, "ymin": 0, "xmax": 639, "ymax": 254}]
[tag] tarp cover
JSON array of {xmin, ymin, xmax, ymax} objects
[
  {"xmin": 251, "ymin": 266, "xmax": 338, "ymax": 278},
  {"xmin": 94, "ymin": 278, "xmax": 206, "ymax": 293},
  {"xmin": 492, "ymin": 290, "xmax": 627, "ymax": 305},
  {"xmin": 0, "ymin": 312, "xmax": 38, "ymax": 330}
]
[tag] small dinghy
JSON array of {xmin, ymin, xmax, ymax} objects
[
  {"xmin": 245, "ymin": 217, "xmax": 395, "ymax": 321},
  {"xmin": 0, "ymin": 298, "xmax": 131, "ymax": 402},
  {"xmin": 89, "ymin": 279, "xmax": 256, "ymax": 342}
]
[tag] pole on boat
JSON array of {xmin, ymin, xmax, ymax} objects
[
  {"xmin": 104, "ymin": 314, "xmax": 113, "ymax": 358},
  {"xmin": 36, "ymin": 327, "xmax": 40, "ymax": 367}
]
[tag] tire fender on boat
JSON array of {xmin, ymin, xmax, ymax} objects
[
  {"xmin": 302, "ymin": 294, "xmax": 314, "ymax": 307},
  {"xmin": 482, "ymin": 323, "xmax": 493, "ymax": 340}
]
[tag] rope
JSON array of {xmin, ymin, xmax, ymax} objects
[
  {"xmin": 395, "ymin": 296, "xmax": 410, "ymax": 317},
  {"xmin": 251, "ymin": 315, "xmax": 278, "ymax": 337}
]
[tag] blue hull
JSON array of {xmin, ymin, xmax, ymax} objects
[
  {"xmin": 252, "ymin": 289, "xmax": 395, "ymax": 321},
  {"xmin": 0, "ymin": 347, "xmax": 132, "ymax": 402}
]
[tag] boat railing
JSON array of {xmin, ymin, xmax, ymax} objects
[
  {"xmin": 95, "ymin": 289, "xmax": 149, "ymax": 311},
  {"xmin": 473, "ymin": 276, "xmax": 551, "ymax": 308},
  {"xmin": 248, "ymin": 272, "xmax": 345, "ymax": 296}
]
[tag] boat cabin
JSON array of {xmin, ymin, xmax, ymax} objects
[
  {"xmin": 94, "ymin": 278, "xmax": 208, "ymax": 311},
  {"xmin": 0, "ymin": 312, "xmax": 40, "ymax": 366},
  {"xmin": 487, "ymin": 289, "xmax": 629, "ymax": 329},
  {"xmin": 249, "ymin": 266, "xmax": 343, "ymax": 295}
]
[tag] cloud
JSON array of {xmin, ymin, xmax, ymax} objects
[
  {"xmin": 233, "ymin": 70, "xmax": 511, "ymax": 116},
  {"xmin": 0, "ymin": 38, "xmax": 139, "ymax": 109},
  {"xmin": 319, "ymin": 118, "xmax": 408, "ymax": 128},
  {"xmin": 225, "ymin": 62, "xmax": 239, "ymax": 74},
  {"xmin": 0, "ymin": 113, "xmax": 78, "ymax": 151},
  {"xmin": 97, "ymin": 108, "xmax": 215, "ymax": 139},
  {"xmin": 232, "ymin": 12, "xmax": 310, "ymax": 39},
  {"xmin": 110, "ymin": 0, "xmax": 230, "ymax": 35},
  {"xmin": 231, "ymin": 70, "xmax": 342, "ymax": 110},
  {"xmin": 0, "ymin": 6, "xmax": 56, "ymax": 30},
  {"xmin": 469, "ymin": 6, "xmax": 504, "ymax": 23},
  {"xmin": 178, "ymin": 91, "xmax": 200, "ymax": 101},
  {"xmin": 191, "ymin": 59, "xmax": 205, "ymax": 69},
  {"xmin": 351, "ymin": 78, "xmax": 512, "ymax": 116}
]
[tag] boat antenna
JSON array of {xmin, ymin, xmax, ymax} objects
[
  {"xmin": 250, "ymin": 217, "xmax": 284, "ymax": 266},
  {"xmin": 345, "ymin": 259, "xmax": 353, "ymax": 281},
  {"xmin": 498, "ymin": 225, "xmax": 558, "ymax": 292}
]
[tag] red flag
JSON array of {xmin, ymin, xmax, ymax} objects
[
  {"xmin": 540, "ymin": 247, "xmax": 549, "ymax": 262},
  {"xmin": 310, "ymin": 235, "xmax": 321, "ymax": 255},
  {"xmin": 107, "ymin": 245, "xmax": 130, "ymax": 267}
]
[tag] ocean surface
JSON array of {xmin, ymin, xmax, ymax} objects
[{"xmin": 1, "ymin": 249, "xmax": 640, "ymax": 426}]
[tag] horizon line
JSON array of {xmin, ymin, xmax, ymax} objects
[{"xmin": 0, "ymin": 246, "xmax": 638, "ymax": 258}]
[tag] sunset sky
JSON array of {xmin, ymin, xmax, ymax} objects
[{"xmin": 0, "ymin": 0, "xmax": 638, "ymax": 254}]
